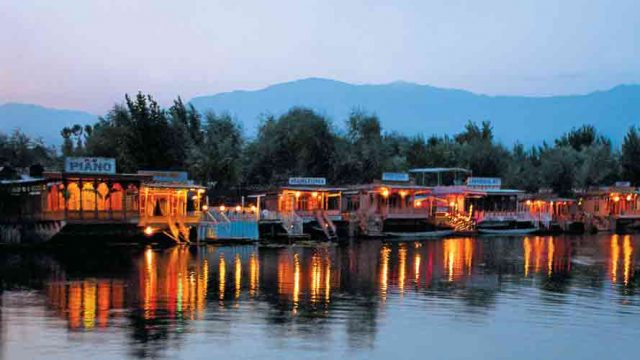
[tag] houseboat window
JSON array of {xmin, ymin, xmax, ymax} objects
[
  {"xmin": 97, "ymin": 183, "xmax": 109, "ymax": 211},
  {"xmin": 47, "ymin": 184, "xmax": 61, "ymax": 211},
  {"xmin": 82, "ymin": 182, "xmax": 96, "ymax": 211},
  {"xmin": 389, "ymin": 193, "xmax": 401, "ymax": 208},
  {"xmin": 66, "ymin": 182, "xmax": 81, "ymax": 211},
  {"xmin": 298, "ymin": 195, "xmax": 309, "ymax": 211},
  {"xmin": 345, "ymin": 196, "xmax": 359, "ymax": 211},
  {"xmin": 327, "ymin": 196, "xmax": 340, "ymax": 210},
  {"xmin": 110, "ymin": 183, "xmax": 124, "ymax": 211},
  {"xmin": 125, "ymin": 184, "xmax": 139, "ymax": 211}
]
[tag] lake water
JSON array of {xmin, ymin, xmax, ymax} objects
[{"xmin": 1, "ymin": 234, "xmax": 639, "ymax": 359}]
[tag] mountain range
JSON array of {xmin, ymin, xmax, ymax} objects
[
  {"xmin": 190, "ymin": 78, "xmax": 640, "ymax": 146},
  {"xmin": 2, "ymin": 78, "xmax": 639, "ymax": 148},
  {"xmin": 0, "ymin": 103, "xmax": 97, "ymax": 147}
]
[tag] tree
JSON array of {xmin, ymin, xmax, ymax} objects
[
  {"xmin": 244, "ymin": 108, "xmax": 337, "ymax": 185},
  {"xmin": 189, "ymin": 112, "xmax": 243, "ymax": 189},
  {"xmin": 538, "ymin": 146, "xmax": 580, "ymax": 196},
  {"xmin": 621, "ymin": 126, "xmax": 640, "ymax": 185}
]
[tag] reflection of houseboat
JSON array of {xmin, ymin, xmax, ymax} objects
[
  {"xmin": 579, "ymin": 183, "xmax": 640, "ymax": 233},
  {"xmin": 346, "ymin": 173, "xmax": 453, "ymax": 238},
  {"xmin": 0, "ymin": 157, "xmax": 206, "ymax": 244},
  {"xmin": 249, "ymin": 177, "xmax": 344, "ymax": 241}
]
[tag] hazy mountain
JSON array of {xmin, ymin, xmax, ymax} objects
[
  {"xmin": 190, "ymin": 78, "xmax": 640, "ymax": 146},
  {"xmin": 0, "ymin": 103, "xmax": 97, "ymax": 147}
]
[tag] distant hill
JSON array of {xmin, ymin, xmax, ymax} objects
[
  {"xmin": 0, "ymin": 103, "xmax": 97, "ymax": 147},
  {"xmin": 190, "ymin": 78, "xmax": 640, "ymax": 146}
]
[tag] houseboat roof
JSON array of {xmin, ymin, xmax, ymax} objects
[
  {"xmin": 144, "ymin": 181, "xmax": 207, "ymax": 190},
  {"xmin": 409, "ymin": 167, "xmax": 471, "ymax": 174},
  {"xmin": 43, "ymin": 171, "xmax": 153, "ymax": 182},
  {"xmin": 353, "ymin": 183, "xmax": 432, "ymax": 191}
]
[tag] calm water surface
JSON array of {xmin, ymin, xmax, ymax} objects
[{"xmin": 1, "ymin": 234, "xmax": 640, "ymax": 359}]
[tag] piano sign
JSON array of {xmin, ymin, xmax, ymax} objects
[
  {"xmin": 65, "ymin": 157, "xmax": 116, "ymax": 174},
  {"xmin": 288, "ymin": 177, "xmax": 326, "ymax": 186}
]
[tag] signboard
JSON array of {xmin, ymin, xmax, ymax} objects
[
  {"xmin": 382, "ymin": 172, "xmax": 410, "ymax": 182},
  {"xmin": 138, "ymin": 170, "xmax": 189, "ymax": 183},
  {"xmin": 615, "ymin": 181, "xmax": 631, "ymax": 187},
  {"xmin": 64, "ymin": 157, "xmax": 116, "ymax": 174},
  {"xmin": 466, "ymin": 177, "xmax": 502, "ymax": 189},
  {"xmin": 288, "ymin": 177, "xmax": 326, "ymax": 186}
]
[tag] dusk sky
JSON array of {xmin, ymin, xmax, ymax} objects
[{"xmin": 1, "ymin": 0, "xmax": 638, "ymax": 113}]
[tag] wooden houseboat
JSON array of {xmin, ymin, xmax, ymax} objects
[
  {"xmin": 248, "ymin": 177, "xmax": 344, "ymax": 241},
  {"xmin": 344, "ymin": 172, "xmax": 453, "ymax": 238},
  {"xmin": 410, "ymin": 168, "xmax": 535, "ymax": 234},
  {"xmin": 520, "ymin": 195, "xmax": 583, "ymax": 233},
  {"xmin": 0, "ymin": 157, "xmax": 206, "ymax": 244},
  {"xmin": 578, "ymin": 182, "xmax": 640, "ymax": 233}
]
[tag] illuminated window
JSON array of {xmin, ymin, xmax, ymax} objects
[
  {"xmin": 82, "ymin": 182, "xmax": 96, "ymax": 211},
  {"xmin": 97, "ymin": 183, "xmax": 109, "ymax": 211},
  {"xmin": 66, "ymin": 183, "xmax": 81, "ymax": 211}
]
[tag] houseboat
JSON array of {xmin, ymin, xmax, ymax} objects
[
  {"xmin": 410, "ymin": 168, "xmax": 536, "ymax": 234},
  {"xmin": 520, "ymin": 195, "xmax": 583, "ymax": 233},
  {"xmin": 345, "ymin": 172, "xmax": 454, "ymax": 239},
  {"xmin": 579, "ymin": 182, "xmax": 640, "ymax": 233},
  {"xmin": 0, "ymin": 157, "xmax": 206, "ymax": 244},
  {"xmin": 248, "ymin": 177, "xmax": 344, "ymax": 241}
]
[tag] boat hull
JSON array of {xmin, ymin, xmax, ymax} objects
[
  {"xmin": 478, "ymin": 228, "xmax": 537, "ymax": 235},
  {"xmin": 384, "ymin": 229, "xmax": 454, "ymax": 239}
]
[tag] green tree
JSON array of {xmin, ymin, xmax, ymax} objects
[
  {"xmin": 621, "ymin": 126, "xmax": 640, "ymax": 185},
  {"xmin": 244, "ymin": 108, "xmax": 337, "ymax": 185},
  {"xmin": 190, "ymin": 112, "xmax": 243, "ymax": 189}
]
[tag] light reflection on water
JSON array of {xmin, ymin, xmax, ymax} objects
[{"xmin": 2, "ymin": 234, "xmax": 640, "ymax": 359}]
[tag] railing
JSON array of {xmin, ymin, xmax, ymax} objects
[{"xmin": 475, "ymin": 211, "xmax": 535, "ymax": 223}]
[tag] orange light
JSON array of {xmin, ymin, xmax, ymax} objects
[
  {"xmin": 202, "ymin": 204, "xmax": 209, "ymax": 211},
  {"xmin": 219, "ymin": 205, "xmax": 226, "ymax": 211},
  {"xmin": 311, "ymin": 191, "xmax": 318, "ymax": 198},
  {"xmin": 415, "ymin": 200, "xmax": 422, "ymax": 207},
  {"xmin": 526, "ymin": 200, "xmax": 532, "ymax": 206},
  {"xmin": 143, "ymin": 226, "xmax": 154, "ymax": 236},
  {"xmin": 399, "ymin": 190, "xmax": 407, "ymax": 198},
  {"xmin": 295, "ymin": 191, "xmax": 301, "ymax": 198},
  {"xmin": 613, "ymin": 196, "xmax": 620, "ymax": 203},
  {"xmin": 235, "ymin": 205, "xmax": 242, "ymax": 212},
  {"xmin": 626, "ymin": 194, "xmax": 632, "ymax": 201},
  {"xmin": 449, "ymin": 201, "xmax": 456, "ymax": 207},
  {"xmin": 381, "ymin": 188, "xmax": 390, "ymax": 198}
]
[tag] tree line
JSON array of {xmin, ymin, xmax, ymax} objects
[{"xmin": 2, "ymin": 92, "xmax": 640, "ymax": 197}]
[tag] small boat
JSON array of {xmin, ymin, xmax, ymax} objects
[
  {"xmin": 384, "ymin": 229, "xmax": 454, "ymax": 239},
  {"xmin": 477, "ymin": 228, "xmax": 537, "ymax": 235}
]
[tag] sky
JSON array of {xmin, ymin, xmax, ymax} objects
[{"xmin": 1, "ymin": 0, "xmax": 639, "ymax": 114}]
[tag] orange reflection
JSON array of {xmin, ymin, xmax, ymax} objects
[
  {"xmin": 547, "ymin": 237, "xmax": 555, "ymax": 277},
  {"xmin": 623, "ymin": 235, "xmax": 633, "ymax": 286},
  {"xmin": 398, "ymin": 244, "xmax": 407, "ymax": 294},
  {"xmin": 611, "ymin": 235, "xmax": 619, "ymax": 284},
  {"xmin": 379, "ymin": 245, "xmax": 391, "ymax": 302},
  {"xmin": 97, "ymin": 281, "xmax": 110, "ymax": 328},
  {"xmin": 443, "ymin": 238, "xmax": 474, "ymax": 281},
  {"xmin": 249, "ymin": 252, "xmax": 259, "ymax": 297},
  {"xmin": 219, "ymin": 254, "xmax": 226, "ymax": 302},
  {"xmin": 293, "ymin": 253, "xmax": 300, "ymax": 313},
  {"xmin": 523, "ymin": 237, "xmax": 532, "ymax": 277},
  {"xmin": 43, "ymin": 246, "xmax": 228, "ymax": 330},
  {"xmin": 414, "ymin": 250, "xmax": 421, "ymax": 286},
  {"xmin": 235, "ymin": 254, "xmax": 242, "ymax": 299}
]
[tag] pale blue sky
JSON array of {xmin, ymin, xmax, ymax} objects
[{"xmin": 1, "ymin": 0, "xmax": 638, "ymax": 113}]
